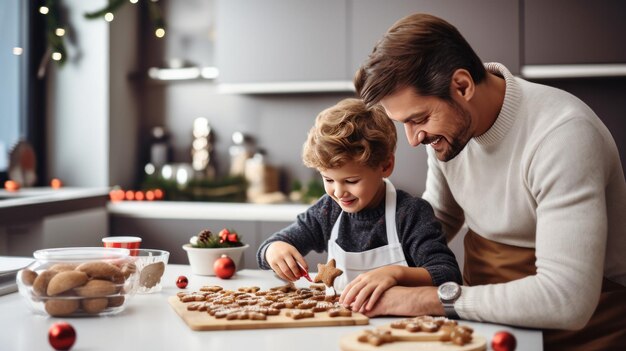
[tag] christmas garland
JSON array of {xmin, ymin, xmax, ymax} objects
[{"xmin": 38, "ymin": 0, "xmax": 166, "ymax": 76}]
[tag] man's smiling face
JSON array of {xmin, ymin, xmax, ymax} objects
[{"xmin": 379, "ymin": 86, "xmax": 473, "ymax": 162}]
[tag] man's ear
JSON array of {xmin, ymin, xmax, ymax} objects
[
  {"xmin": 382, "ymin": 154, "xmax": 395, "ymax": 177},
  {"xmin": 450, "ymin": 69, "xmax": 475, "ymax": 102}
]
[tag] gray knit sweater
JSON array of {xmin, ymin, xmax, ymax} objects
[{"xmin": 256, "ymin": 189, "xmax": 462, "ymax": 286}]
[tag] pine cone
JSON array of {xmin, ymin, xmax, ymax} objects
[{"xmin": 197, "ymin": 229, "xmax": 212, "ymax": 245}]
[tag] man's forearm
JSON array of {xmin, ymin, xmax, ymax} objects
[{"xmin": 365, "ymin": 286, "xmax": 444, "ymax": 317}]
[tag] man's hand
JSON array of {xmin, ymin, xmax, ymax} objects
[
  {"xmin": 265, "ymin": 242, "xmax": 307, "ymax": 281},
  {"xmin": 360, "ymin": 286, "xmax": 444, "ymax": 317}
]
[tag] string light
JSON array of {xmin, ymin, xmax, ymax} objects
[
  {"xmin": 12, "ymin": 47, "xmax": 23, "ymax": 55},
  {"xmin": 155, "ymin": 28, "xmax": 165, "ymax": 38},
  {"xmin": 39, "ymin": 0, "xmax": 165, "ymax": 71}
]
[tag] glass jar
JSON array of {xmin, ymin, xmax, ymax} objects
[{"xmin": 16, "ymin": 247, "xmax": 138, "ymax": 317}]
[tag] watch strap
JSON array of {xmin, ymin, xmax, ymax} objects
[{"xmin": 443, "ymin": 303, "xmax": 460, "ymax": 319}]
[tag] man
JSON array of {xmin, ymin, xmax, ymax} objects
[{"xmin": 345, "ymin": 13, "xmax": 626, "ymax": 350}]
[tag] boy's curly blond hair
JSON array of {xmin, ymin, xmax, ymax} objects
[{"xmin": 302, "ymin": 98, "xmax": 397, "ymax": 170}]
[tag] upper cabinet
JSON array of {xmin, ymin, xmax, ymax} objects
[
  {"xmin": 349, "ymin": 0, "xmax": 520, "ymax": 76},
  {"xmin": 522, "ymin": 0, "xmax": 626, "ymax": 78},
  {"xmin": 215, "ymin": 0, "xmax": 520, "ymax": 93},
  {"xmin": 215, "ymin": 0, "xmax": 351, "ymax": 93},
  {"xmin": 524, "ymin": 0, "xmax": 626, "ymax": 65}
]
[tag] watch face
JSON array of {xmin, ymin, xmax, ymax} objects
[{"xmin": 439, "ymin": 282, "xmax": 460, "ymax": 301}]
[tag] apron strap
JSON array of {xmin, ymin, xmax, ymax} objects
[
  {"xmin": 383, "ymin": 178, "xmax": 399, "ymax": 245},
  {"xmin": 464, "ymin": 229, "xmax": 626, "ymax": 350}
]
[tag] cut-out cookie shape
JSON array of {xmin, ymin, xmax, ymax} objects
[{"xmin": 314, "ymin": 258, "xmax": 343, "ymax": 288}]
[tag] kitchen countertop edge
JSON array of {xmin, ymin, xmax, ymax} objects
[
  {"xmin": 107, "ymin": 201, "xmax": 310, "ymax": 222},
  {"xmin": 0, "ymin": 187, "xmax": 110, "ymax": 225}
]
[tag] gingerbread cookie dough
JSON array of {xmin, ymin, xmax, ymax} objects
[{"xmin": 314, "ymin": 258, "xmax": 343, "ymax": 288}]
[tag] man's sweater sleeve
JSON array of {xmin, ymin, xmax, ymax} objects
[{"xmin": 457, "ymin": 120, "xmax": 610, "ymax": 329}]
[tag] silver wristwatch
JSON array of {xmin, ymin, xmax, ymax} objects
[{"xmin": 437, "ymin": 281, "xmax": 461, "ymax": 319}]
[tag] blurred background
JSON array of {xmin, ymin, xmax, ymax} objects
[{"xmin": 1, "ymin": 0, "xmax": 625, "ymax": 266}]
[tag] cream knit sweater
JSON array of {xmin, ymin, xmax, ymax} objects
[{"xmin": 422, "ymin": 63, "xmax": 626, "ymax": 329}]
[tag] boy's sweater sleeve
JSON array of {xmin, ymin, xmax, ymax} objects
[
  {"xmin": 397, "ymin": 192, "xmax": 462, "ymax": 286},
  {"xmin": 256, "ymin": 196, "xmax": 334, "ymax": 270}
]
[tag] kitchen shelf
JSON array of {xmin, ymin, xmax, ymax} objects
[
  {"xmin": 216, "ymin": 81, "xmax": 356, "ymax": 94},
  {"xmin": 136, "ymin": 66, "xmax": 220, "ymax": 82},
  {"xmin": 521, "ymin": 64, "xmax": 626, "ymax": 79}
]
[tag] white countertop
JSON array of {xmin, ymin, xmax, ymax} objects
[
  {"xmin": 0, "ymin": 264, "xmax": 542, "ymax": 350},
  {"xmin": 108, "ymin": 201, "xmax": 310, "ymax": 222}
]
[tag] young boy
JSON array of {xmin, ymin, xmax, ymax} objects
[{"xmin": 256, "ymin": 98, "xmax": 461, "ymax": 312}]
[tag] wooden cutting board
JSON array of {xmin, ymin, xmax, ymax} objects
[{"xmin": 168, "ymin": 296, "xmax": 369, "ymax": 331}]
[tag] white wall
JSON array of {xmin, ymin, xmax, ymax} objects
[{"xmin": 46, "ymin": 0, "xmax": 139, "ymax": 188}]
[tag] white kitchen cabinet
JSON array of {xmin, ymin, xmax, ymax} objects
[
  {"xmin": 108, "ymin": 201, "xmax": 310, "ymax": 268},
  {"xmin": 215, "ymin": 0, "xmax": 349, "ymax": 91},
  {"xmin": 349, "ymin": 0, "xmax": 520, "ymax": 75}
]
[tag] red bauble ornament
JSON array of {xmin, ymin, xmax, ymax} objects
[
  {"xmin": 50, "ymin": 178, "xmax": 63, "ymax": 189},
  {"xmin": 491, "ymin": 331, "xmax": 517, "ymax": 351},
  {"xmin": 214, "ymin": 254, "xmax": 236, "ymax": 279},
  {"xmin": 4, "ymin": 180, "xmax": 20, "ymax": 192},
  {"xmin": 48, "ymin": 322, "xmax": 76, "ymax": 350},
  {"xmin": 176, "ymin": 275, "xmax": 188, "ymax": 289}
]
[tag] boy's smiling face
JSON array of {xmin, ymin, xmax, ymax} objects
[{"xmin": 319, "ymin": 158, "xmax": 393, "ymax": 213}]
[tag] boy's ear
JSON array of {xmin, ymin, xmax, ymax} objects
[{"xmin": 382, "ymin": 154, "xmax": 395, "ymax": 177}]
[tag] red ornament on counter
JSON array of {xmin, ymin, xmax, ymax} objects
[
  {"xmin": 4, "ymin": 180, "xmax": 20, "ymax": 192},
  {"xmin": 48, "ymin": 322, "xmax": 76, "ymax": 350},
  {"xmin": 50, "ymin": 178, "xmax": 63, "ymax": 189},
  {"xmin": 491, "ymin": 330, "xmax": 517, "ymax": 351},
  {"xmin": 214, "ymin": 255, "xmax": 236, "ymax": 279},
  {"xmin": 176, "ymin": 275, "xmax": 189, "ymax": 289}
]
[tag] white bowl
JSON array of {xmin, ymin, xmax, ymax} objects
[{"xmin": 182, "ymin": 244, "xmax": 249, "ymax": 276}]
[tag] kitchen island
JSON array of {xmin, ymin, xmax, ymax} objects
[
  {"xmin": 0, "ymin": 188, "xmax": 110, "ymax": 256},
  {"xmin": 0, "ymin": 264, "xmax": 542, "ymax": 350}
]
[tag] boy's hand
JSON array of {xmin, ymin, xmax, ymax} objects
[
  {"xmin": 339, "ymin": 266, "xmax": 400, "ymax": 313},
  {"xmin": 265, "ymin": 241, "xmax": 308, "ymax": 282}
]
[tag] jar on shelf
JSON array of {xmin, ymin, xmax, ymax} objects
[{"xmin": 228, "ymin": 132, "xmax": 253, "ymax": 177}]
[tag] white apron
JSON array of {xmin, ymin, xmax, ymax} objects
[{"xmin": 328, "ymin": 178, "xmax": 408, "ymax": 292}]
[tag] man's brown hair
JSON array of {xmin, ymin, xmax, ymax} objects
[
  {"xmin": 302, "ymin": 98, "xmax": 397, "ymax": 170},
  {"xmin": 355, "ymin": 13, "xmax": 486, "ymax": 107}
]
